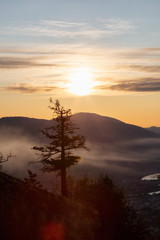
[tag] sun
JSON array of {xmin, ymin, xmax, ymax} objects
[{"xmin": 68, "ymin": 68, "xmax": 94, "ymax": 96}]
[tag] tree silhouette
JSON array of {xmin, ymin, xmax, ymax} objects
[
  {"xmin": 24, "ymin": 170, "xmax": 42, "ymax": 189},
  {"xmin": 33, "ymin": 99, "xmax": 87, "ymax": 197},
  {"xmin": 0, "ymin": 152, "xmax": 13, "ymax": 171}
]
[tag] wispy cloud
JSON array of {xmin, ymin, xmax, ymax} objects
[
  {"xmin": 142, "ymin": 48, "xmax": 160, "ymax": 52},
  {"xmin": 0, "ymin": 18, "xmax": 136, "ymax": 40},
  {"xmin": 1, "ymin": 83, "xmax": 60, "ymax": 94},
  {"xmin": 0, "ymin": 26, "xmax": 115, "ymax": 39},
  {"xmin": 0, "ymin": 57, "xmax": 59, "ymax": 69},
  {"xmin": 115, "ymin": 64, "xmax": 160, "ymax": 73},
  {"xmin": 99, "ymin": 18, "xmax": 135, "ymax": 31},
  {"xmin": 114, "ymin": 48, "xmax": 160, "ymax": 60},
  {"xmin": 99, "ymin": 78, "xmax": 160, "ymax": 92},
  {"xmin": 40, "ymin": 20, "xmax": 86, "ymax": 28},
  {"xmin": 0, "ymin": 43, "xmax": 83, "ymax": 55}
]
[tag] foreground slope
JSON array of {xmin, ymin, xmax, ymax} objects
[{"xmin": 0, "ymin": 172, "xmax": 153, "ymax": 240}]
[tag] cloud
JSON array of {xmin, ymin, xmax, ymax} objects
[
  {"xmin": 0, "ymin": 57, "xmax": 59, "ymax": 69},
  {"xmin": 115, "ymin": 64, "xmax": 160, "ymax": 73},
  {"xmin": 1, "ymin": 83, "xmax": 60, "ymax": 94},
  {"xmin": 2, "ymin": 26, "xmax": 114, "ymax": 39},
  {"xmin": 100, "ymin": 18, "xmax": 135, "ymax": 31},
  {"xmin": 142, "ymin": 48, "xmax": 160, "ymax": 52},
  {"xmin": 102, "ymin": 78, "xmax": 160, "ymax": 92},
  {"xmin": 0, "ymin": 18, "xmax": 135, "ymax": 40},
  {"xmin": 115, "ymin": 48, "xmax": 160, "ymax": 59},
  {"xmin": 40, "ymin": 20, "xmax": 86, "ymax": 28},
  {"xmin": 0, "ymin": 43, "xmax": 83, "ymax": 55}
]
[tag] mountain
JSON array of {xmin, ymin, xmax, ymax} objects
[
  {"xmin": 0, "ymin": 116, "xmax": 49, "ymax": 140},
  {"xmin": 0, "ymin": 113, "xmax": 158, "ymax": 144},
  {"xmin": 72, "ymin": 113, "xmax": 158, "ymax": 143},
  {"xmin": 147, "ymin": 126, "xmax": 160, "ymax": 134}
]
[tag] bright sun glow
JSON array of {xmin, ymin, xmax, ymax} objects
[{"xmin": 68, "ymin": 68, "xmax": 94, "ymax": 96}]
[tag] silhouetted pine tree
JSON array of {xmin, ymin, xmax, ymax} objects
[
  {"xmin": 33, "ymin": 99, "xmax": 87, "ymax": 197},
  {"xmin": 24, "ymin": 170, "xmax": 42, "ymax": 189}
]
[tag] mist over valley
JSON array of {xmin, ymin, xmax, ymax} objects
[
  {"xmin": 1, "ymin": 112, "xmax": 160, "ymax": 180},
  {"xmin": 1, "ymin": 112, "xmax": 160, "ymax": 234}
]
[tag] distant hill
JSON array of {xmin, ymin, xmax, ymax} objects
[
  {"xmin": 72, "ymin": 113, "xmax": 158, "ymax": 143},
  {"xmin": 0, "ymin": 116, "xmax": 50, "ymax": 140},
  {"xmin": 0, "ymin": 113, "xmax": 158, "ymax": 144},
  {"xmin": 147, "ymin": 126, "xmax": 160, "ymax": 134}
]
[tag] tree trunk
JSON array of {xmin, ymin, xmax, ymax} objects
[
  {"xmin": 61, "ymin": 113, "xmax": 68, "ymax": 197},
  {"xmin": 61, "ymin": 167, "xmax": 68, "ymax": 197}
]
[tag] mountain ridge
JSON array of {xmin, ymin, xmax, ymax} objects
[
  {"xmin": 72, "ymin": 112, "xmax": 158, "ymax": 143},
  {"xmin": 0, "ymin": 112, "xmax": 158, "ymax": 144},
  {"xmin": 147, "ymin": 126, "xmax": 160, "ymax": 134}
]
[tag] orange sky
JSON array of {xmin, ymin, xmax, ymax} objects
[
  {"xmin": 1, "ymin": 1, "xmax": 160, "ymax": 127},
  {"xmin": 1, "ymin": 90, "xmax": 160, "ymax": 127}
]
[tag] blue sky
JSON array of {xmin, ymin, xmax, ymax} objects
[
  {"xmin": 0, "ymin": 0, "xmax": 160, "ymax": 126},
  {"xmin": 1, "ymin": 0, "xmax": 160, "ymax": 47}
]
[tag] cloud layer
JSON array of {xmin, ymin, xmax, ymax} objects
[
  {"xmin": 107, "ymin": 78, "xmax": 160, "ymax": 92},
  {"xmin": 0, "ymin": 57, "xmax": 59, "ymax": 69},
  {"xmin": 1, "ymin": 83, "xmax": 60, "ymax": 94},
  {"xmin": 115, "ymin": 64, "xmax": 160, "ymax": 73},
  {"xmin": 1, "ymin": 46, "xmax": 160, "ymax": 95}
]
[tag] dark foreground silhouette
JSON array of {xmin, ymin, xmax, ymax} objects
[{"xmin": 0, "ymin": 172, "xmax": 154, "ymax": 240}]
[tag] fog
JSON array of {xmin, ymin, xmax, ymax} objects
[
  {"xmin": 0, "ymin": 127, "xmax": 37, "ymax": 177},
  {"xmin": 1, "ymin": 125, "xmax": 160, "ymax": 187}
]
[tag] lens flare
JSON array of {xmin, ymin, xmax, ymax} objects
[{"xmin": 41, "ymin": 222, "xmax": 65, "ymax": 240}]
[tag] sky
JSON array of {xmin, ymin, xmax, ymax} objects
[{"xmin": 0, "ymin": 0, "xmax": 160, "ymax": 127}]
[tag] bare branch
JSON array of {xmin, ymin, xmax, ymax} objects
[{"xmin": 0, "ymin": 152, "xmax": 15, "ymax": 170}]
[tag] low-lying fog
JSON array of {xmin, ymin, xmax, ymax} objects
[
  {"xmin": 1, "ymin": 125, "xmax": 160, "ymax": 189},
  {"xmin": 2, "ymin": 124, "xmax": 160, "ymax": 236}
]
